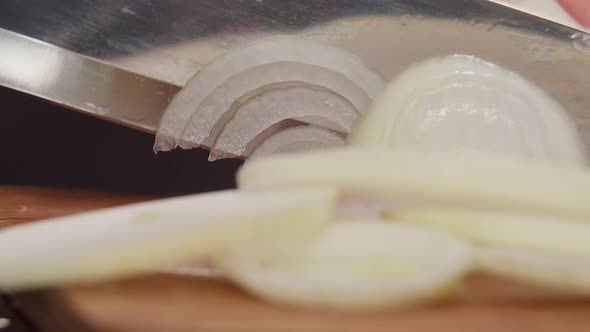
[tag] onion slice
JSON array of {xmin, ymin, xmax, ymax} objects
[
  {"xmin": 211, "ymin": 85, "xmax": 357, "ymax": 159},
  {"xmin": 389, "ymin": 209, "xmax": 590, "ymax": 258},
  {"xmin": 388, "ymin": 208, "xmax": 590, "ymax": 293},
  {"xmin": 221, "ymin": 222, "xmax": 471, "ymax": 310},
  {"xmin": 348, "ymin": 54, "xmax": 587, "ymax": 167},
  {"xmin": 249, "ymin": 126, "xmax": 346, "ymax": 159},
  {"xmin": 474, "ymin": 247, "xmax": 590, "ymax": 293},
  {"xmin": 155, "ymin": 37, "xmax": 384, "ymax": 152},
  {"xmin": 178, "ymin": 62, "xmax": 370, "ymax": 150},
  {"xmin": 0, "ymin": 188, "xmax": 336, "ymax": 291},
  {"xmin": 238, "ymin": 147, "xmax": 590, "ymax": 220}
]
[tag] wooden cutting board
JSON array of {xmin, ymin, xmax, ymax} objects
[{"xmin": 2, "ymin": 186, "xmax": 590, "ymax": 332}]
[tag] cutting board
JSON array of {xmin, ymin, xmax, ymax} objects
[{"xmin": 2, "ymin": 186, "xmax": 590, "ymax": 332}]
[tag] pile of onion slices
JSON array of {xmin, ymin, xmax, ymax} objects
[{"xmin": 1, "ymin": 53, "xmax": 590, "ymax": 311}]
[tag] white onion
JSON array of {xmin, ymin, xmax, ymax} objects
[
  {"xmin": 210, "ymin": 85, "xmax": 357, "ymax": 159},
  {"xmin": 238, "ymin": 147, "xmax": 590, "ymax": 220},
  {"xmin": 155, "ymin": 37, "xmax": 384, "ymax": 153},
  {"xmin": 349, "ymin": 54, "xmax": 587, "ymax": 167},
  {"xmin": 474, "ymin": 247, "xmax": 590, "ymax": 293},
  {"xmin": 221, "ymin": 222, "xmax": 471, "ymax": 310},
  {"xmin": 177, "ymin": 62, "xmax": 369, "ymax": 150},
  {"xmin": 0, "ymin": 188, "xmax": 336, "ymax": 291},
  {"xmin": 249, "ymin": 126, "xmax": 346, "ymax": 159},
  {"xmin": 390, "ymin": 209, "xmax": 590, "ymax": 258}
]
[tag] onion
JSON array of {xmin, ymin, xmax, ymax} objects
[
  {"xmin": 390, "ymin": 209, "xmax": 590, "ymax": 258},
  {"xmin": 178, "ymin": 62, "xmax": 370, "ymax": 150},
  {"xmin": 154, "ymin": 37, "xmax": 384, "ymax": 154},
  {"xmin": 221, "ymin": 222, "xmax": 471, "ymax": 310},
  {"xmin": 238, "ymin": 147, "xmax": 590, "ymax": 220},
  {"xmin": 9, "ymin": 47, "xmax": 590, "ymax": 306},
  {"xmin": 209, "ymin": 119, "xmax": 302, "ymax": 161},
  {"xmin": 0, "ymin": 188, "xmax": 335, "ymax": 291},
  {"xmin": 210, "ymin": 85, "xmax": 357, "ymax": 159},
  {"xmin": 474, "ymin": 247, "xmax": 590, "ymax": 293},
  {"xmin": 348, "ymin": 54, "xmax": 587, "ymax": 167},
  {"xmin": 249, "ymin": 126, "xmax": 346, "ymax": 159},
  {"xmin": 388, "ymin": 206, "xmax": 590, "ymax": 293}
]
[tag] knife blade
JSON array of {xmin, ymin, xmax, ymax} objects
[{"xmin": 1, "ymin": 0, "xmax": 589, "ymax": 148}]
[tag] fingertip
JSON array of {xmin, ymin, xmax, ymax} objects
[{"xmin": 558, "ymin": 0, "xmax": 590, "ymax": 27}]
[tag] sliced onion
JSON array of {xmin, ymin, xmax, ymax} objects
[
  {"xmin": 249, "ymin": 126, "xmax": 346, "ymax": 159},
  {"xmin": 208, "ymin": 119, "xmax": 302, "ymax": 161},
  {"xmin": 0, "ymin": 188, "xmax": 336, "ymax": 291},
  {"xmin": 155, "ymin": 37, "xmax": 384, "ymax": 152},
  {"xmin": 163, "ymin": 261, "xmax": 220, "ymax": 278},
  {"xmin": 238, "ymin": 147, "xmax": 590, "ymax": 220},
  {"xmin": 348, "ymin": 54, "xmax": 587, "ymax": 167},
  {"xmin": 388, "ymin": 208, "xmax": 590, "ymax": 293},
  {"xmin": 474, "ymin": 247, "xmax": 590, "ymax": 293},
  {"xmin": 210, "ymin": 85, "xmax": 357, "ymax": 158},
  {"xmin": 390, "ymin": 209, "xmax": 590, "ymax": 258},
  {"xmin": 177, "ymin": 62, "xmax": 370, "ymax": 150},
  {"xmin": 220, "ymin": 222, "xmax": 471, "ymax": 310}
]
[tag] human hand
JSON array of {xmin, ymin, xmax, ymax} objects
[{"xmin": 558, "ymin": 0, "xmax": 590, "ymax": 27}]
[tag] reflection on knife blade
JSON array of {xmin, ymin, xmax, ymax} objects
[{"xmin": 0, "ymin": 28, "xmax": 180, "ymax": 134}]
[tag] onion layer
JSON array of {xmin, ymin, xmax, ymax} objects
[
  {"xmin": 211, "ymin": 85, "xmax": 357, "ymax": 159},
  {"xmin": 474, "ymin": 247, "xmax": 590, "ymax": 293},
  {"xmin": 179, "ymin": 62, "xmax": 370, "ymax": 149},
  {"xmin": 0, "ymin": 188, "xmax": 336, "ymax": 291},
  {"xmin": 249, "ymin": 126, "xmax": 346, "ymax": 159},
  {"xmin": 238, "ymin": 147, "xmax": 590, "ymax": 220},
  {"xmin": 221, "ymin": 222, "xmax": 471, "ymax": 310}
]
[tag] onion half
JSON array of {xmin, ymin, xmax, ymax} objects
[
  {"xmin": 221, "ymin": 222, "xmax": 471, "ymax": 310},
  {"xmin": 348, "ymin": 54, "xmax": 587, "ymax": 167},
  {"xmin": 0, "ymin": 188, "xmax": 336, "ymax": 291}
]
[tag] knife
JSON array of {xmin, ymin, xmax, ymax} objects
[{"xmin": 1, "ymin": 0, "xmax": 589, "ymax": 150}]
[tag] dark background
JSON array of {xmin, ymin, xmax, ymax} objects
[{"xmin": 0, "ymin": 86, "xmax": 242, "ymax": 196}]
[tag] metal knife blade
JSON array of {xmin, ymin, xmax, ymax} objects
[
  {"xmin": 0, "ymin": 29, "xmax": 179, "ymax": 134},
  {"xmin": 1, "ymin": 0, "xmax": 589, "ymax": 147}
]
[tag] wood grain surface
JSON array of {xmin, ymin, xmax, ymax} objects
[{"xmin": 2, "ymin": 186, "xmax": 590, "ymax": 332}]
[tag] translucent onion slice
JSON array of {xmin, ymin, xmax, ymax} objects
[
  {"xmin": 348, "ymin": 54, "xmax": 587, "ymax": 167},
  {"xmin": 221, "ymin": 222, "xmax": 471, "ymax": 310},
  {"xmin": 177, "ymin": 62, "xmax": 370, "ymax": 150},
  {"xmin": 211, "ymin": 85, "xmax": 357, "ymax": 158},
  {"xmin": 0, "ymin": 188, "xmax": 336, "ymax": 291},
  {"xmin": 474, "ymin": 247, "xmax": 590, "ymax": 293},
  {"xmin": 249, "ymin": 126, "xmax": 346, "ymax": 159},
  {"xmin": 238, "ymin": 147, "xmax": 590, "ymax": 220},
  {"xmin": 389, "ymin": 209, "xmax": 590, "ymax": 258},
  {"xmin": 209, "ymin": 119, "xmax": 302, "ymax": 161},
  {"xmin": 155, "ymin": 37, "xmax": 384, "ymax": 152}
]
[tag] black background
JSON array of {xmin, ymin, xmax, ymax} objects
[{"xmin": 0, "ymin": 86, "xmax": 242, "ymax": 196}]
